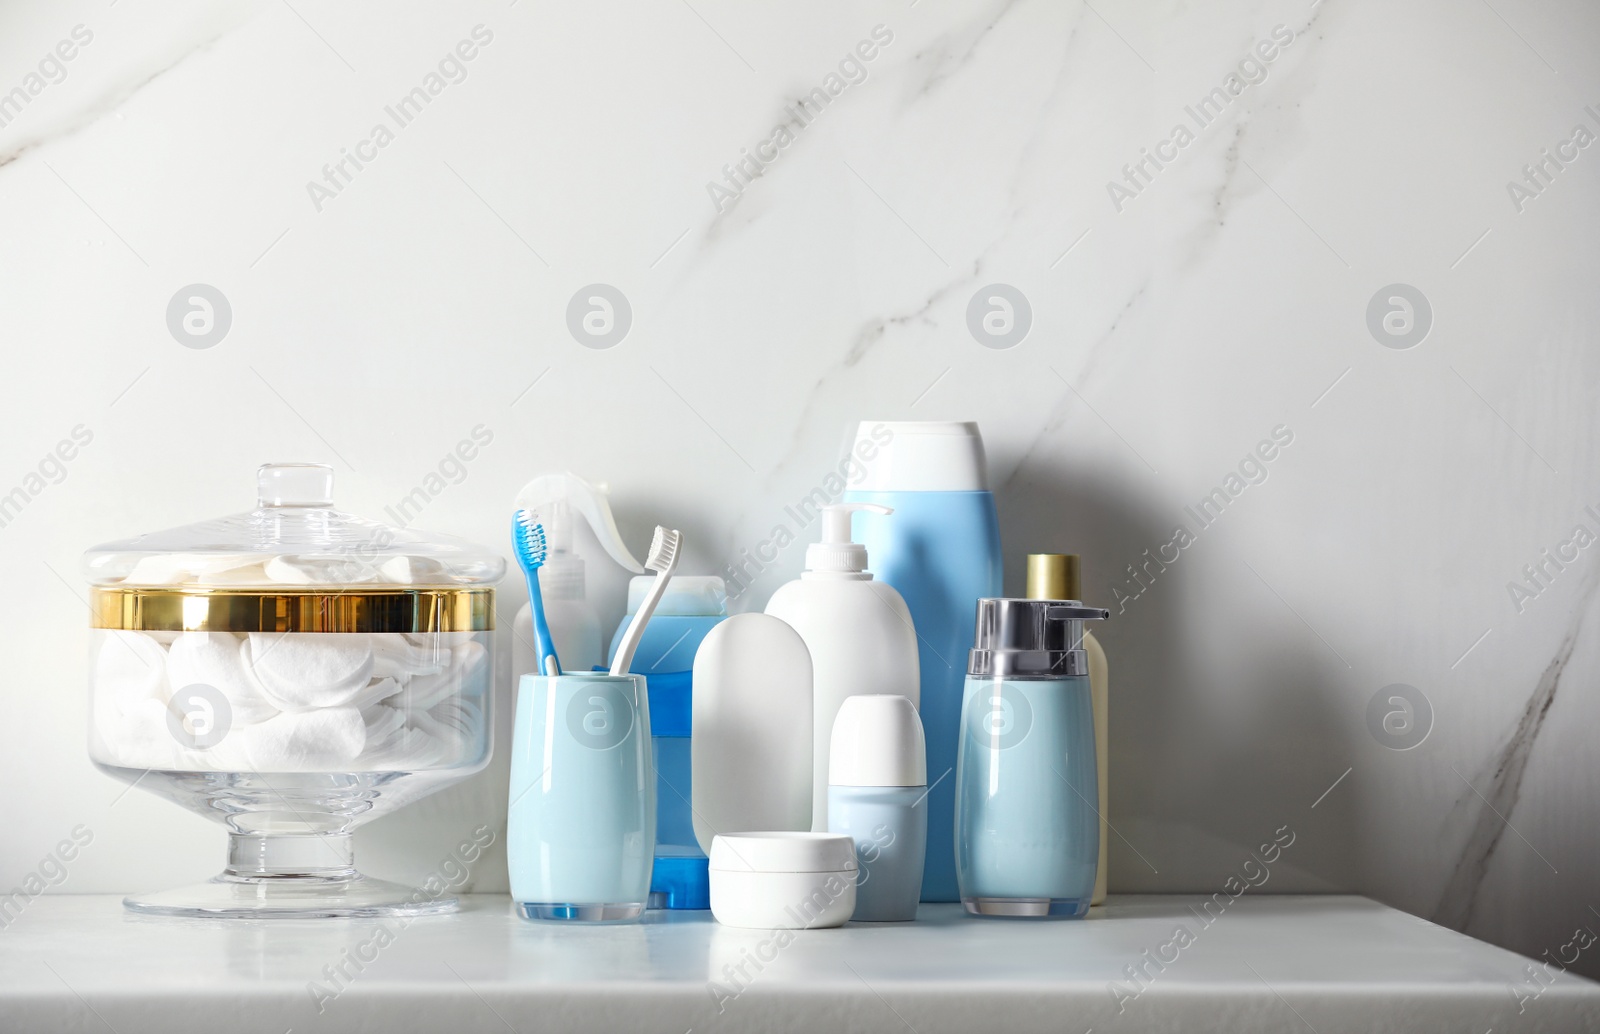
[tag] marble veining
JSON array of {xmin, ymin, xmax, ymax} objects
[
  {"xmin": 1435, "ymin": 563, "xmax": 1599, "ymax": 933},
  {"xmin": 0, "ymin": 8, "xmax": 257, "ymax": 171}
]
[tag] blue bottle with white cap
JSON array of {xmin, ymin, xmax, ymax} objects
[{"xmin": 843, "ymin": 421, "xmax": 1003, "ymax": 903}]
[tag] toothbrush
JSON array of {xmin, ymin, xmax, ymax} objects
[
  {"xmin": 610, "ymin": 526, "xmax": 681, "ymax": 677},
  {"xmin": 511, "ymin": 508, "xmax": 561, "ymax": 677}
]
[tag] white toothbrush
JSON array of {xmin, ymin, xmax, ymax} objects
[{"xmin": 610, "ymin": 526, "xmax": 681, "ymax": 677}]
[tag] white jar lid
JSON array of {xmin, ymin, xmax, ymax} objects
[
  {"xmin": 709, "ymin": 832, "xmax": 857, "ymax": 874},
  {"xmin": 829, "ymin": 695, "xmax": 927, "ymax": 787},
  {"xmin": 850, "ymin": 420, "xmax": 989, "ymax": 492}
]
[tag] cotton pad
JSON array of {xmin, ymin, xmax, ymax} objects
[
  {"xmin": 361, "ymin": 702, "xmax": 408, "ymax": 746},
  {"xmin": 230, "ymin": 707, "xmax": 367, "ymax": 770},
  {"xmin": 265, "ymin": 554, "xmax": 380, "ymax": 584},
  {"xmin": 379, "ymin": 555, "xmax": 447, "ymax": 584},
  {"xmin": 166, "ymin": 632, "xmax": 280, "ymax": 725},
  {"xmin": 121, "ymin": 553, "xmax": 262, "ymax": 586},
  {"xmin": 428, "ymin": 697, "xmax": 480, "ymax": 741},
  {"xmin": 400, "ymin": 639, "xmax": 486, "ymax": 711},
  {"xmin": 371, "ymin": 634, "xmax": 449, "ymax": 678},
  {"xmin": 246, "ymin": 633, "xmax": 375, "ymax": 711},
  {"xmin": 350, "ymin": 675, "xmax": 403, "ymax": 710},
  {"xmin": 400, "ymin": 710, "xmax": 463, "ymax": 768},
  {"xmin": 94, "ymin": 698, "xmax": 169, "ymax": 770},
  {"xmin": 95, "ymin": 630, "xmax": 169, "ymax": 713},
  {"xmin": 193, "ymin": 562, "xmax": 275, "ymax": 586}
]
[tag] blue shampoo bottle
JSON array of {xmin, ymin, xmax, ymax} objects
[{"xmin": 843, "ymin": 421, "xmax": 1003, "ymax": 902}]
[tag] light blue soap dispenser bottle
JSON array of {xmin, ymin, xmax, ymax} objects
[
  {"xmin": 954, "ymin": 598, "xmax": 1109, "ymax": 918},
  {"xmin": 843, "ymin": 421, "xmax": 1002, "ymax": 902}
]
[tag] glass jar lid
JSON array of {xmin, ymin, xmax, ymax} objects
[{"xmin": 84, "ymin": 464, "xmax": 504, "ymax": 633}]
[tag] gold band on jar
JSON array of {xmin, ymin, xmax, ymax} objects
[{"xmin": 90, "ymin": 587, "xmax": 496, "ymax": 633}]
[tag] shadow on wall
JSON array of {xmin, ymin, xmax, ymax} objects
[{"xmin": 993, "ymin": 445, "xmax": 1362, "ymax": 896}]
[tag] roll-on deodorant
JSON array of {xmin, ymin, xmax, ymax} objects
[{"xmin": 827, "ymin": 694, "xmax": 927, "ymax": 922}]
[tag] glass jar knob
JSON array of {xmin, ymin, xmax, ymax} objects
[{"xmin": 257, "ymin": 463, "xmax": 334, "ymax": 508}]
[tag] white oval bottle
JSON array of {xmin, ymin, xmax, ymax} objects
[
  {"xmin": 765, "ymin": 503, "xmax": 920, "ymax": 830},
  {"xmin": 692, "ymin": 613, "xmax": 814, "ymax": 849}
]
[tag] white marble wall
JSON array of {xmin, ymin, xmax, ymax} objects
[{"xmin": 2, "ymin": 0, "xmax": 1596, "ymax": 979}]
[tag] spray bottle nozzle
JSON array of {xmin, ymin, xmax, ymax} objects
[
  {"xmin": 513, "ymin": 473, "xmax": 645, "ymax": 599},
  {"xmin": 807, "ymin": 502, "xmax": 892, "ymax": 574}
]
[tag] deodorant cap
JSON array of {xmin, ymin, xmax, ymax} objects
[
  {"xmin": 828, "ymin": 694, "xmax": 927, "ymax": 787},
  {"xmin": 850, "ymin": 421, "xmax": 989, "ymax": 492}
]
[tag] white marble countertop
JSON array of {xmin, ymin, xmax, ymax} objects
[{"xmin": 5, "ymin": 894, "xmax": 1596, "ymax": 1033}]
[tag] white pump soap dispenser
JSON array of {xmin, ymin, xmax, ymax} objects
[
  {"xmin": 512, "ymin": 473, "xmax": 644, "ymax": 678},
  {"xmin": 765, "ymin": 502, "xmax": 921, "ymax": 830}
]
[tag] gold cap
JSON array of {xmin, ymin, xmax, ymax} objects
[{"xmin": 1026, "ymin": 553, "xmax": 1081, "ymax": 601}]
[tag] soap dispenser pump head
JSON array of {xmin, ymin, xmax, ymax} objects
[
  {"xmin": 967, "ymin": 598, "xmax": 1109, "ymax": 679},
  {"xmin": 806, "ymin": 502, "xmax": 892, "ymax": 575}
]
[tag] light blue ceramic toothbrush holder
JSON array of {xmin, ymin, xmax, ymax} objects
[{"xmin": 508, "ymin": 672, "xmax": 655, "ymax": 922}]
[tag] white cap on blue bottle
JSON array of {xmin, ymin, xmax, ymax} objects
[{"xmin": 849, "ymin": 421, "xmax": 989, "ymax": 492}]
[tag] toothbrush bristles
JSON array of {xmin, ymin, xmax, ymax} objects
[
  {"xmin": 513, "ymin": 508, "xmax": 548, "ymax": 565},
  {"xmin": 646, "ymin": 527, "xmax": 680, "ymax": 572}
]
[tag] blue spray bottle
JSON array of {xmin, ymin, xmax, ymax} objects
[{"xmin": 843, "ymin": 420, "xmax": 1003, "ymax": 902}]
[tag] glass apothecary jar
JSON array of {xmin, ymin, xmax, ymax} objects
[{"xmin": 83, "ymin": 463, "xmax": 504, "ymax": 918}]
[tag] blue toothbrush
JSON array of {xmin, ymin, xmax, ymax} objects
[{"xmin": 511, "ymin": 508, "xmax": 560, "ymax": 676}]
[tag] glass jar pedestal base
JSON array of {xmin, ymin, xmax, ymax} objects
[
  {"xmin": 961, "ymin": 896, "xmax": 1091, "ymax": 919},
  {"xmin": 123, "ymin": 832, "xmax": 458, "ymax": 920}
]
